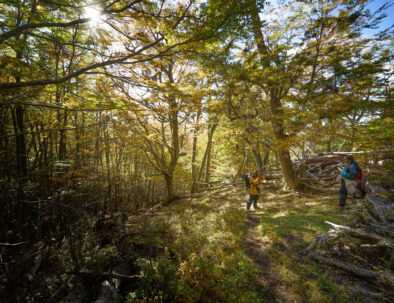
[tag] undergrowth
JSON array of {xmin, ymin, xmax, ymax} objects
[
  {"xmin": 124, "ymin": 201, "xmax": 260, "ymax": 302},
  {"xmin": 122, "ymin": 185, "xmax": 368, "ymax": 302}
]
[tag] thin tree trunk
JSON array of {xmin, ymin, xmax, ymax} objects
[
  {"xmin": 198, "ymin": 123, "xmax": 217, "ymax": 183},
  {"xmin": 252, "ymin": 145, "xmax": 263, "ymax": 172},
  {"xmin": 191, "ymin": 112, "xmax": 201, "ymax": 193},
  {"xmin": 104, "ymin": 121, "xmax": 111, "ymax": 212},
  {"xmin": 74, "ymin": 112, "xmax": 81, "ymax": 168},
  {"xmin": 95, "ymin": 112, "xmax": 101, "ymax": 171},
  {"xmin": 205, "ymin": 143, "xmax": 213, "ymax": 184},
  {"xmin": 13, "ymin": 105, "xmax": 27, "ymax": 180},
  {"xmin": 263, "ymin": 150, "xmax": 270, "ymax": 171},
  {"xmin": 204, "ymin": 123, "xmax": 217, "ymax": 184},
  {"xmin": 165, "ymin": 91, "xmax": 180, "ymax": 203},
  {"xmin": 233, "ymin": 153, "xmax": 247, "ymax": 183},
  {"xmin": 59, "ymin": 109, "xmax": 67, "ymax": 161}
]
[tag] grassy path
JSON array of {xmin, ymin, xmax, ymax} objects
[
  {"xmin": 124, "ymin": 183, "xmax": 359, "ymax": 302},
  {"xmin": 244, "ymin": 211, "xmax": 289, "ymax": 302},
  {"xmin": 241, "ymin": 182, "xmax": 354, "ymax": 302}
]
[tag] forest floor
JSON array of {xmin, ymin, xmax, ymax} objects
[{"xmin": 119, "ymin": 181, "xmax": 382, "ymax": 303}]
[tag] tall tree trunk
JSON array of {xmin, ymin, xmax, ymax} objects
[
  {"xmin": 263, "ymin": 150, "xmax": 270, "ymax": 171},
  {"xmin": 13, "ymin": 105, "xmax": 27, "ymax": 180},
  {"xmin": 197, "ymin": 122, "xmax": 218, "ymax": 183},
  {"xmin": 233, "ymin": 153, "xmax": 247, "ymax": 183},
  {"xmin": 327, "ymin": 138, "xmax": 332, "ymax": 153},
  {"xmin": 269, "ymin": 95, "xmax": 299, "ymax": 189},
  {"xmin": 205, "ymin": 142, "xmax": 214, "ymax": 184},
  {"xmin": 190, "ymin": 112, "xmax": 201, "ymax": 193},
  {"xmin": 95, "ymin": 111, "xmax": 102, "ymax": 171},
  {"xmin": 164, "ymin": 173, "xmax": 175, "ymax": 203},
  {"xmin": 74, "ymin": 112, "xmax": 81, "ymax": 168},
  {"xmin": 252, "ymin": 145, "xmax": 263, "ymax": 172},
  {"xmin": 59, "ymin": 109, "xmax": 67, "ymax": 161},
  {"xmin": 104, "ymin": 121, "xmax": 111, "ymax": 212},
  {"xmin": 165, "ymin": 91, "xmax": 180, "ymax": 203},
  {"xmin": 204, "ymin": 123, "xmax": 217, "ymax": 184},
  {"xmin": 248, "ymin": 0, "xmax": 300, "ymax": 190}
]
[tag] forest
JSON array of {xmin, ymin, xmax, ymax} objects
[{"xmin": 0, "ymin": 0, "xmax": 393, "ymax": 302}]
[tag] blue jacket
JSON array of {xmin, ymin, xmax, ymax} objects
[{"xmin": 340, "ymin": 161, "xmax": 357, "ymax": 180}]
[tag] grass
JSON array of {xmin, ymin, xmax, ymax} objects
[
  {"xmin": 256, "ymin": 185, "xmax": 358, "ymax": 302},
  {"xmin": 123, "ymin": 184, "xmax": 363, "ymax": 302}
]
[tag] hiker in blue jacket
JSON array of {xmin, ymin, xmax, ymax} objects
[{"xmin": 339, "ymin": 155, "xmax": 357, "ymax": 208}]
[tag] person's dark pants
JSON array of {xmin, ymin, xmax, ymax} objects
[
  {"xmin": 339, "ymin": 178, "xmax": 347, "ymax": 207},
  {"xmin": 247, "ymin": 195, "xmax": 259, "ymax": 210}
]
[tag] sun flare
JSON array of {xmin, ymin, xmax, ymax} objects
[{"xmin": 84, "ymin": 7, "xmax": 102, "ymax": 26}]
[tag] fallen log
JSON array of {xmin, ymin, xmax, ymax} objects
[
  {"xmin": 297, "ymin": 231, "xmax": 340, "ymax": 255},
  {"xmin": 365, "ymin": 189, "xmax": 393, "ymax": 223},
  {"xmin": 66, "ymin": 271, "xmax": 142, "ymax": 282},
  {"xmin": 324, "ymin": 221, "xmax": 394, "ymax": 249},
  {"xmin": 309, "ymin": 252, "xmax": 394, "ymax": 289},
  {"xmin": 295, "ymin": 155, "xmax": 344, "ymax": 165},
  {"xmin": 264, "ymin": 172, "xmax": 282, "ymax": 180}
]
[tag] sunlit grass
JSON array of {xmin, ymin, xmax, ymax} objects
[
  {"xmin": 271, "ymin": 210, "xmax": 289, "ymax": 218},
  {"xmin": 256, "ymin": 185, "xmax": 355, "ymax": 302},
  {"xmin": 124, "ymin": 183, "xmax": 358, "ymax": 302}
]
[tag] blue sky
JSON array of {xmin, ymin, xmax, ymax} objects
[
  {"xmin": 364, "ymin": 0, "xmax": 394, "ymax": 35},
  {"xmin": 266, "ymin": 0, "xmax": 393, "ymax": 36}
]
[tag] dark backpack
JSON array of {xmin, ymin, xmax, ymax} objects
[
  {"xmin": 243, "ymin": 173, "xmax": 251, "ymax": 189},
  {"xmin": 355, "ymin": 165, "xmax": 362, "ymax": 181}
]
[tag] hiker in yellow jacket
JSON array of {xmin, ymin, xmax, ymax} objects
[{"xmin": 246, "ymin": 170, "xmax": 263, "ymax": 211}]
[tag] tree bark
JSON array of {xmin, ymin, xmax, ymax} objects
[
  {"xmin": 13, "ymin": 105, "xmax": 27, "ymax": 180},
  {"xmin": 164, "ymin": 173, "xmax": 175, "ymax": 203},
  {"xmin": 233, "ymin": 153, "xmax": 247, "ymax": 183},
  {"xmin": 263, "ymin": 150, "xmax": 270, "ymax": 168},
  {"xmin": 204, "ymin": 124, "xmax": 217, "ymax": 184},
  {"xmin": 104, "ymin": 121, "xmax": 111, "ymax": 211},
  {"xmin": 270, "ymin": 97, "xmax": 299, "ymax": 189},
  {"xmin": 58, "ymin": 109, "xmax": 67, "ymax": 161},
  {"xmin": 197, "ymin": 122, "xmax": 217, "ymax": 183},
  {"xmin": 248, "ymin": 0, "xmax": 300, "ymax": 189},
  {"xmin": 252, "ymin": 145, "xmax": 263, "ymax": 172},
  {"xmin": 191, "ymin": 112, "xmax": 201, "ymax": 193}
]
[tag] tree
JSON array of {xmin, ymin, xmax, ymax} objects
[
  {"xmin": 0, "ymin": 0, "xmax": 194, "ymax": 89},
  {"xmin": 198, "ymin": 0, "xmax": 392, "ymax": 189}
]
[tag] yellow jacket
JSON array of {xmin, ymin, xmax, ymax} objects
[{"xmin": 249, "ymin": 175, "xmax": 262, "ymax": 195}]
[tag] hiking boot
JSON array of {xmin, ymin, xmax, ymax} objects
[{"xmin": 254, "ymin": 206, "xmax": 262, "ymax": 210}]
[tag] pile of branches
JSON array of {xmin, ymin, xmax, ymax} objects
[
  {"xmin": 294, "ymin": 151, "xmax": 394, "ymax": 191},
  {"xmin": 294, "ymin": 154, "xmax": 345, "ymax": 190},
  {"xmin": 296, "ymin": 156, "xmax": 393, "ymax": 300}
]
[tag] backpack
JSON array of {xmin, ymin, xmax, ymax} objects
[
  {"xmin": 243, "ymin": 173, "xmax": 251, "ymax": 189},
  {"xmin": 347, "ymin": 163, "xmax": 362, "ymax": 181},
  {"xmin": 355, "ymin": 165, "xmax": 362, "ymax": 181}
]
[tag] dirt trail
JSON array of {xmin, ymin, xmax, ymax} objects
[{"xmin": 244, "ymin": 211, "xmax": 292, "ymax": 303}]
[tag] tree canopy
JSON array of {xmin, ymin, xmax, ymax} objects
[{"xmin": 0, "ymin": 1, "xmax": 392, "ymax": 300}]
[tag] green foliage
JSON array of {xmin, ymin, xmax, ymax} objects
[
  {"xmin": 130, "ymin": 206, "xmax": 259, "ymax": 302},
  {"xmin": 136, "ymin": 257, "xmax": 179, "ymax": 302},
  {"xmin": 86, "ymin": 245, "xmax": 120, "ymax": 272}
]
